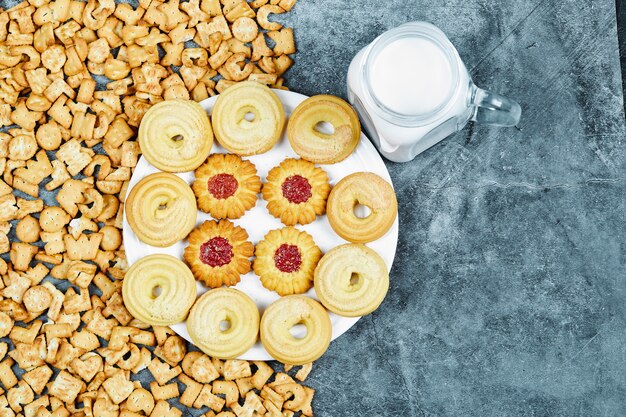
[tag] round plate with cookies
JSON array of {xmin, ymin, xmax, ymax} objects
[{"xmin": 122, "ymin": 81, "xmax": 399, "ymax": 363}]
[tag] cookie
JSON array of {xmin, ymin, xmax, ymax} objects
[
  {"xmin": 260, "ymin": 295, "xmax": 331, "ymax": 365},
  {"xmin": 122, "ymin": 254, "xmax": 197, "ymax": 326},
  {"xmin": 262, "ymin": 158, "xmax": 330, "ymax": 226},
  {"xmin": 192, "ymin": 153, "xmax": 261, "ymax": 219},
  {"xmin": 326, "ymin": 172, "xmax": 397, "ymax": 243},
  {"xmin": 253, "ymin": 227, "xmax": 322, "ymax": 296},
  {"xmin": 138, "ymin": 99, "xmax": 213, "ymax": 172},
  {"xmin": 186, "ymin": 288, "xmax": 260, "ymax": 359},
  {"xmin": 314, "ymin": 244, "xmax": 389, "ymax": 317},
  {"xmin": 287, "ymin": 95, "xmax": 360, "ymax": 164},
  {"xmin": 211, "ymin": 81, "xmax": 285, "ymax": 156},
  {"xmin": 125, "ymin": 172, "xmax": 197, "ymax": 247},
  {"xmin": 184, "ymin": 220, "xmax": 254, "ymax": 288}
]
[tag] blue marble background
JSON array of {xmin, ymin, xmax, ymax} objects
[
  {"xmin": 1, "ymin": 0, "xmax": 624, "ymax": 415},
  {"xmin": 282, "ymin": 0, "xmax": 626, "ymax": 416}
]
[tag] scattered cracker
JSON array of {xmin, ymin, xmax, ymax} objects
[{"xmin": 0, "ymin": 0, "xmax": 313, "ymax": 415}]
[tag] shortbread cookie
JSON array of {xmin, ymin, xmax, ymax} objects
[
  {"xmin": 253, "ymin": 227, "xmax": 322, "ymax": 296},
  {"xmin": 192, "ymin": 153, "xmax": 261, "ymax": 219},
  {"xmin": 314, "ymin": 244, "xmax": 389, "ymax": 317},
  {"xmin": 260, "ymin": 295, "xmax": 331, "ymax": 365},
  {"xmin": 326, "ymin": 172, "xmax": 397, "ymax": 243},
  {"xmin": 262, "ymin": 158, "xmax": 330, "ymax": 226},
  {"xmin": 187, "ymin": 288, "xmax": 260, "ymax": 359},
  {"xmin": 211, "ymin": 81, "xmax": 285, "ymax": 156},
  {"xmin": 122, "ymin": 254, "xmax": 197, "ymax": 326},
  {"xmin": 287, "ymin": 95, "xmax": 360, "ymax": 164},
  {"xmin": 138, "ymin": 99, "xmax": 213, "ymax": 172},
  {"xmin": 184, "ymin": 220, "xmax": 254, "ymax": 288},
  {"xmin": 125, "ymin": 172, "xmax": 197, "ymax": 247}
]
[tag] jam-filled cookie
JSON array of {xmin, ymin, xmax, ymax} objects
[
  {"xmin": 184, "ymin": 220, "xmax": 254, "ymax": 288},
  {"xmin": 262, "ymin": 158, "xmax": 330, "ymax": 226},
  {"xmin": 253, "ymin": 227, "xmax": 322, "ymax": 296},
  {"xmin": 192, "ymin": 153, "xmax": 261, "ymax": 219}
]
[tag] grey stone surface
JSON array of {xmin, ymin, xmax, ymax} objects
[
  {"xmin": 282, "ymin": 0, "xmax": 626, "ymax": 416},
  {"xmin": 2, "ymin": 0, "xmax": 625, "ymax": 416}
]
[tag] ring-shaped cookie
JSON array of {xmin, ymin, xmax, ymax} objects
[
  {"xmin": 187, "ymin": 288, "xmax": 260, "ymax": 359},
  {"xmin": 122, "ymin": 254, "xmax": 196, "ymax": 326},
  {"xmin": 326, "ymin": 172, "xmax": 397, "ymax": 243},
  {"xmin": 287, "ymin": 95, "xmax": 360, "ymax": 164},
  {"xmin": 260, "ymin": 295, "xmax": 331, "ymax": 365},
  {"xmin": 138, "ymin": 99, "xmax": 213, "ymax": 172},
  {"xmin": 314, "ymin": 244, "xmax": 389, "ymax": 317},
  {"xmin": 126, "ymin": 172, "xmax": 197, "ymax": 247},
  {"xmin": 211, "ymin": 81, "xmax": 285, "ymax": 156}
]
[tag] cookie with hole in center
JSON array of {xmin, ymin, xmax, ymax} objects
[
  {"xmin": 186, "ymin": 288, "xmax": 260, "ymax": 359},
  {"xmin": 125, "ymin": 172, "xmax": 197, "ymax": 247},
  {"xmin": 211, "ymin": 81, "xmax": 285, "ymax": 156},
  {"xmin": 253, "ymin": 227, "xmax": 322, "ymax": 296},
  {"xmin": 184, "ymin": 220, "xmax": 254, "ymax": 288},
  {"xmin": 262, "ymin": 158, "xmax": 330, "ymax": 226},
  {"xmin": 192, "ymin": 153, "xmax": 261, "ymax": 219},
  {"xmin": 122, "ymin": 254, "xmax": 197, "ymax": 326},
  {"xmin": 287, "ymin": 94, "xmax": 360, "ymax": 164},
  {"xmin": 260, "ymin": 295, "xmax": 331, "ymax": 365},
  {"xmin": 326, "ymin": 172, "xmax": 397, "ymax": 243},
  {"xmin": 314, "ymin": 244, "xmax": 389, "ymax": 317},
  {"xmin": 138, "ymin": 99, "xmax": 213, "ymax": 172}
]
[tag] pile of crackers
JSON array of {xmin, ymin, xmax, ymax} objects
[{"xmin": 0, "ymin": 0, "xmax": 315, "ymax": 415}]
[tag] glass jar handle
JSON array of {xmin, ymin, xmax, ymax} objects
[{"xmin": 470, "ymin": 85, "xmax": 521, "ymax": 127}]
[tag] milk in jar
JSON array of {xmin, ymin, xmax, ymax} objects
[{"xmin": 347, "ymin": 22, "xmax": 521, "ymax": 162}]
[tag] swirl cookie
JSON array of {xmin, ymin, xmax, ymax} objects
[
  {"xmin": 125, "ymin": 172, "xmax": 197, "ymax": 247},
  {"xmin": 122, "ymin": 254, "xmax": 196, "ymax": 326},
  {"xmin": 211, "ymin": 81, "xmax": 285, "ymax": 155},
  {"xmin": 192, "ymin": 153, "xmax": 261, "ymax": 219},
  {"xmin": 138, "ymin": 99, "xmax": 213, "ymax": 172},
  {"xmin": 184, "ymin": 220, "xmax": 254, "ymax": 288},
  {"xmin": 260, "ymin": 295, "xmax": 331, "ymax": 365},
  {"xmin": 262, "ymin": 158, "xmax": 330, "ymax": 226},
  {"xmin": 314, "ymin": 244, "xmax": 389, "ymax": 317},
  {"xmin": 253, "ymin": 227, "xmax": 322, "ymax": 296},
  {"xmin": 187, "ymin": 288, "xmax": 260, "ymax": 359},
  {"xmin": 326, "ymin": 172, "xmax": 397, "ymax": 243},
  {"xmin": 287, "ymin": 95, "xmax": 360, "ymax": 164}
]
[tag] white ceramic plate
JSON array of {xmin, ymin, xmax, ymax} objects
[{"xmin": 123, "ymin": 89, "xmax": 398, "ymax": 361}]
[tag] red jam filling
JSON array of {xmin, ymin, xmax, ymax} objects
[
  {"xmin": 273, "ymin": 244, "xmax": 302, "ymax": 273},
  {"xmin": 200, "ymin": 237, "xmax": 233, "ymax": 267},
  {"xmin": 208, "ymin": 174, "xmax": 238, "ymax": 199},
  {"xmin": 281, "ymin": 175, "xmax": 312, "ymax": 204}
]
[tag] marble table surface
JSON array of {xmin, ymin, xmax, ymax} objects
[
  {"xmin": 282, "ymin": 0, "xmax": 626, "ymax": 416},
  {"xmin": 3, "ymin": 0, "xmax": 624, "ymax": 415}
]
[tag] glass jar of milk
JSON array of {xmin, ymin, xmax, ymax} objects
[{"xmin": 347, "ymin": 22, "xmax": 521, "ymax": 162}]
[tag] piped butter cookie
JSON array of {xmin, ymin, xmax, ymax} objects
[
  {"xmin": 192, "ymin": 153, "xmax": 261, "ymax": 219},
  {"xmin": 262, "ymin": 158, "xmax": 330, "ymax": 226},
  {"xmin": 184, "ymin": 220, "xmax": 254, "ymax": 288},
  {"xmin": 138, "ymin": 99, "xmax": 213, "ymax": 172},
  {"xmin": 253, "ymin": 227, "xmax": 322, "ymax": 296}
]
